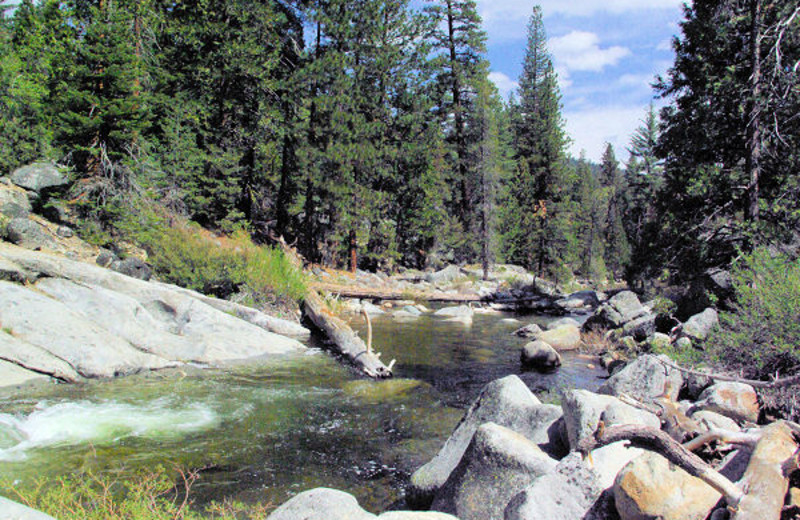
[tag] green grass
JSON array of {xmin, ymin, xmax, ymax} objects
[
  {"xmin": 1, "ymin": 466, "xmax": 273, "ymax": 520},
  {"xmin": 139, "ymin": 225, "xmax": 306, "ymax": 308}
]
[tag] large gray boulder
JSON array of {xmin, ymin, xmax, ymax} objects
[
  {"xmin": 521, "ymin": 340, "xmax": 561, "ymax": 371},
  {"xmin": 0, "ymin": 497, "xmax": 58, "ymax": 520},
  {"xmin": 583, "ymin": 291, "xmax": 649, "ymax": 331},
  {"xmin": 555, "ymin": 290, "xmax": 600, "ymax": 311},
  {"xmin": 561, "ymin": 389, "xmax": 661, "ymax": 450},
  {"xmin": 514, "ymin": 323, "xmax": 543, "ymax": 338},
  {"xmin": 5, "ymin": 218, "xmax": 57, "ymax": 250},
  {"xmin": 0, "ymin": 184, "xmax": 32, "ymax": 218},
  {"xmin": 266, "ymin": 488, "xmax": 458, "ymax": 520},
  {"xmin": 0, "ymin": 328, "xmax": 81, "ymax": 382},
  {"xmin": 0, "ymin": 281, "xmax": 174, "ymax": 378},
  {"xmin": 408, "ymin": 375, "xmax": 564, "ymax": 507},
  {"xmin": 431, "ymin": 422, "xmax": 557, "ymax": 520},
  {"xmin": 34, "ymin": 277, "xmax": 305, "ymax": 363},
  {"xmin": 622, "ymin": 314, "xmax": 656, "ymax": 341},
  {"xmin": 598, "ymin": 354, "xmax": 684, "ymax": 403},
  {"xmin": 504, "ymin": 452, "xmax": 605, "ymax": 520},
  {"xmin": 9, "ymin": 162, "xmax": 68, "ymax": 192},
  {"xmin": 678, "ymin": 308, "xmax": 719, "ymax": 341}
]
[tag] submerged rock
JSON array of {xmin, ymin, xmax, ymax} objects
[
  {"xmin": 521, "ymin": 340, "xmax": 561, "ymax": 371},
  {"xmin": 431, "ymin": 422, "xmax": 557, "ymax": 520}
]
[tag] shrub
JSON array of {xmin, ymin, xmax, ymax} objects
[
  {"xmin": 140, "ymin": 224, "xmax": 306, "ymax": 307},
  {"xmin": 706, "ymin": 247, "xmax": 800, "ymax": 380},
  {"xmin": 1, "ymin": 466, "xmax": 272, "ymax": 520}
]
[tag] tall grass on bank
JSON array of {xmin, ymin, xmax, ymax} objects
[
  {"xmin": 140, "ymin": 225, "xmax": 306, "ymax": 308},
  {"xmin": 1, "ymin": 466, "xmax": 272, "ymax": 520}
]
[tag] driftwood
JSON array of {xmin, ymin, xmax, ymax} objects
[
  {"xmin": 277, "ymin": 238, "xmax": 393, "ymax": 379},
  {"xmin": 578, "ymin": 422, "xmax": 800, "ymax": 520}
]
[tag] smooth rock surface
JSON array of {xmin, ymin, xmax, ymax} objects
[
  {"xmin": 622, "ymin": 314, "xmax": 656, "ymax": 341},
  {"xmin": 535, "ymin": 324, "xmax": 581, "ymax": 351},
  {"xmin": 0, "ymin": 359, "xmax": 51, "ymax": 387},
  {"xmin": 692, "ymin": 382, "xmax": 759, "ymax": 423},
  {"xmin": 546, "ymin": 317, "xmax": 580, "ymax": 330},
  {"xmin": 613, "ymin": 452, "xmax": 720, "ymax": 520},
  {"xmin": 598, "ymin": 354, "xmax": 684, "ymax": 402},
  {"xmin": 0, "ymin": 329, "xmax": 81, "ymax": 382},
  {"xmin": 431, "ymin": 422, "xmax": 557, "ymax": 520},
  {"xmin": 0, "ymin": 281, "xmax": 173, "ymax": 378},
  {"xmin": 409, "ymin": 375, "xmax": 564, "ymax": 507},
  {"xmin": 690, "ymin": 410, "xmax": 741, "ymax": 432},
  {"xmin": 561, "ymin": 389, "xmax": 661, "ymax": 449}
]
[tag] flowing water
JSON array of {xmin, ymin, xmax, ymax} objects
[{"xmin": 0, "ymin": 309, "xmax": 605, "ymax": 513}]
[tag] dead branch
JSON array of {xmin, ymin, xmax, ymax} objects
[
  {"xmin": 656, "ymin": 357, "xmax": 800, "ymax": 389},
  {"xmin": 682, "ymin": 428, "xmax": 762, "ymax": 453},
  {"xmin": 361, "ymin": 308, "xmax": 373, "ymax": 354},
  {"xmin": 577, "ymin": 423, "xmax": 745, "ymax": 507}
]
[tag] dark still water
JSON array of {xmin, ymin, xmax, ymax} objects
[{"xmin": 0, "ymin": 309, "xmax": 605, "ymax": 513}]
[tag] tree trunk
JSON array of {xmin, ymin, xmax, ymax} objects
[{"xmin": 746, "ymin": 0, "xmax": 762, "ymax": 222}]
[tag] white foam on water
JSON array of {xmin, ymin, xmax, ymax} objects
[{"xmin": 0, "ymin": 399, "xmax": 219, "ymax": 461}]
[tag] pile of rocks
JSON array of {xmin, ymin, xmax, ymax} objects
[{"xmin": 265, "ymin": 354, "xmax": 770, "ymax": 520}]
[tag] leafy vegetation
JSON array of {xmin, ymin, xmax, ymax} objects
[
  {"xmin": 141, "ymin": 225, "xmax": 306, "ymax": 308},
  {"xmin": 707, "ymin": 248, "xmax": 800, "ymax": 380},
  {"xmin": 1, "ymin": 466, "xmax": 272, "ymax": 519}
]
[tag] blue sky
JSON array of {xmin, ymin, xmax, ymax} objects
[{"xmin": 480, "ymin": 0, "xmax": 686, "ymax": 163}]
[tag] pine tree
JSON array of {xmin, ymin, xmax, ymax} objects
[
  {"xmin": 426, "ymin": 0, "xmax": 488, "ymax": 258},
  {"xmin": 574, "ymin": 154, "xmax": 608, "ymax": 281},
  {"xmin": 598, "ymin": 143, "xmax": 629, "ymax": 277},
  {"xmin": 502, "ymin": 6, "xmax": 570, "ymax": 277}
]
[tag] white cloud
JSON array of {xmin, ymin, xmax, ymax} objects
[
  {"xmin": 478, "ymin": 0, "xmax": 684, "ymax": 24},
  {"xmin": 488, "ymin": 71, "xmax": 519, "ymax": 99},
  {"xmin": 564, "ymin": 104, "xmax": 649, "ymax": 162},
  {"xmin": 550, "ymin": 31, "xmax": 631, "ymax": 72},
  {"xmin": 617, "ymin": 73, "xmax": 654, "ymax": 89}
]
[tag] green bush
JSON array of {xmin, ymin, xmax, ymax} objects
[
  {"xmin": 140, "ymin": 225, "xmax": 306, "ymax": 307},
  {"xmin": 1, "ymin": 466, "xmax": 272, "ymax": 520},
  {"xmin": 706, "ymin": 247, "xmax": 800, "ymax": 380}
]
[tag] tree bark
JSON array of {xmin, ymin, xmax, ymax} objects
[{"xmin": 746, "ymin": 0, "xmax": 762, "ymax": 222}]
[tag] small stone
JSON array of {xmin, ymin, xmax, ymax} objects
[{"xmin": 521, "ymin": 340, "xmax": 562, "ymax": 371}]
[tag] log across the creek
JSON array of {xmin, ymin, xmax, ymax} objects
[{"xmin": 278, "ymin": 239, "xmax": 393, "ymax": 379}]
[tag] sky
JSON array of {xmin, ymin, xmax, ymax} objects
[{"xmin": 480, "ymin": 0, "xmax": 687, "ymax": 163}]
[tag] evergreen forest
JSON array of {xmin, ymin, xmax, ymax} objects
[{"xmin": 1, "ymin": 0, "xmax": 798, "ymax": 292}]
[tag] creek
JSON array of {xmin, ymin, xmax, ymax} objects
[{"xmin": 0, "ymin": 309, "xmax": 605, "ymax": 513}]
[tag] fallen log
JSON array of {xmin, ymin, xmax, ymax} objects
[
  {"xmin": 303, "ymin": 289, "xmax": 393, "ymax": 379},
  {"xmin": 578, "ymin": 422, "xmax": 800, "ymax": 520},
  {"xmin": 276, "ymin": 238, "xmax": 393, "ymax": 379},
  {"xmin": 311, "ymin": 283, "xmax": 482, "ymax": 303}
]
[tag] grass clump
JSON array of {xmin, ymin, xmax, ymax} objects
[
  {"xmin": 140, "ymin": 224, "xmax": 306, "ymax": 308},
  {"xmin": 1, "ymin": 466, "xmax": 272, "ymax": 520}
]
